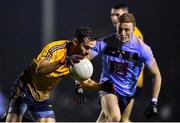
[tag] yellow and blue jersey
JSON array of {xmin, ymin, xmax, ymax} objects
[{"xmin": 19, "ymin": 40, "xmax": 71, "ymax": 101}]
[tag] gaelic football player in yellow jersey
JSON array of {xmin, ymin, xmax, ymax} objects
[
  {"xmin": 110, "ymin": 3, "xmax": 144, "ymax": 122},
  {"xmin": 5, "ymin": 26, "xmax": 114, "ymax": 122}
]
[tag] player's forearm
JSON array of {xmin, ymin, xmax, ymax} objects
[
  {"xmin": 80, "ymin": 79, "xmax": 101, "ymax": 90},
  {"xmin": 152, "ymin": 73, "xmax": 162, "ymax": 99},
  {"xmin": 35, "ymin": 60, "xmax": 62, "ymax": 76},
  {"xmin": 147, "ymin": 59, "xmax": 162, "ymax": 100}
]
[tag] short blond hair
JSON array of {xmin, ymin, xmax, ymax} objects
[{"xmin": 118, "ymin": 13, "xmax": 136, "ymax": 27}]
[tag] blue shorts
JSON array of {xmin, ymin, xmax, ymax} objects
[
  {"xmin": 99, "ymin": 91, "xmax": 132, "ymax": 114},
  {"xmin": 8, "ymin": 79, "xmax": 55, "ymax": 121}
]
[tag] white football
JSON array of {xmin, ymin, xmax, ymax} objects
[{"xmin": 70, "ymin": 59, "xmax": 93, "ymax": 81}]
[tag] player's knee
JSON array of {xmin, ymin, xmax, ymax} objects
[
  {"xmin": 37, "ymin": 118, "xmax": 55, "ymax": 122},
  {"xmin": 121, "ymin": 117, "xmax": 131, "ymax": 122},
  {"xmin": 6, "ymin": 113, "xmax": 23, "ymax": 122},
  {"xmin": 109, "ymin": 114, "xmax": 121, "ymax": 122}
]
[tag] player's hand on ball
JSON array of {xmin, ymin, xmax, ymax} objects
[
  {"xmin": 70, "ymin": 59, "xmax": 93, "ymax": 81},
  {"xmin": 74, "ymin": 81, "xmax": 87, "ymax": 104},
  {"xmin": 144, "ymin": 101, "xmax": 158, "ymax": 119},
  {"xmin": 101, "ymin": 80, "xmax": 115, "ymax": 93},
  {"xmin": 65, "ymin": 55, "xmax": 84, "ymax": 66}
]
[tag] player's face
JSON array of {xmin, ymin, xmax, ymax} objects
[
  {"xmin": 111, "ymin": 8, "xmax": 128, "ymax": 27},
  {"xmin": 117, "ymin": 22, "xmax": 134, "ymax": 43},
  {"xmin": 79, "ymin": 37, "xmax": 96, "ymax": 56}
]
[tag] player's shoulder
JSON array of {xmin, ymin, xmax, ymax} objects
[
  {"xmin": 44, "ymin": 40, "xmax": 70, "ymax": 49},
  {"xmin": 47, "ymin": 40, "xmax": 69, "ymax": 46},
  {"xmin": 134, "ymin": 35, "xmax": 144, "ymax": 45},
  {"xmin": 134, "ymin": 35, "xmax": 152, "ymax": 54}
]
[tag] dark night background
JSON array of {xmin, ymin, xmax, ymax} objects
[{"xmin": 0, "ymin": 0, "xmax": 180, "ymax": 122}]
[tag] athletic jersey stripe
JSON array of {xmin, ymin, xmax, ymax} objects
[
  {"xmin": 44, "ymin": 44, "xmax": 66, "ymax": 61},
  {"xmin": 44, "ymin": 45, "xmax": 59, "ymax": 61}
]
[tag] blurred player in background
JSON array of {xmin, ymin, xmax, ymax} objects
[
  {"xmin": 87, "ymin": 13, "xmax": 162, "ymax": 122},
  {"xmin": 5, "ymin": 26, "xmax": 113, "ymax": 122},
  {"xmin": 111, "ymin": 3, "xmax": 143, "ymax": 40}
]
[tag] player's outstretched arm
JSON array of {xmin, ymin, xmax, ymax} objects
[
  {"xmin": 145, "ymin": 58, "xmax": 162, "ymax": 119},
  {"xmin": 80, "ymin": 79, "xmax": 101, "ymax": 90},
  {"xmin": 147, "ymin": 58, "xmax": 162, "ymax": 101},
  {"xmin": 80, "ymin": 79, "xmax": 114, "ymax": 93},
  {"xmin": 35, "ymin": 59, "xmax": 65, "ymax": 76},
  {"xmin": 35, "ymin": 55, "xmax": 84, "ymax": 76}
]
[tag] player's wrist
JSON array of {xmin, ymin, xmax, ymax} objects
[
  {"xmin": 75, "ymin": 80, "xmax": 80, "ymax": 85},
  {"xmin": 151, "ymin": 97, "xmax": 158, "ymax": 105},
  {"xmin": 74, "ymin": 80, "xmax": 84, "ymax": 94}
]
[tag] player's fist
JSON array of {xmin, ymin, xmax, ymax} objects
[
  {"xmin": 144, "ymin": 101, "xmax": 158, "ymax": 119},
  {"xmin": 74, "ymin": 81, "xmax": 87, "ymax": 104},
  {"xmin": 101, "ymin": 80, "xmax": 115, "ymax": 93}
]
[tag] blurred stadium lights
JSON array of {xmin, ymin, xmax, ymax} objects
[
  {"xmin": 41, "ymin": 0, "xmax": 56, "ymax": 46},
  {"xmin": 159, "ymin": 103, "xmax": 172, "ymax": 121}
]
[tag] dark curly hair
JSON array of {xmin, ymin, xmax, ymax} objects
[
  {"xmin": 74, "ymin": 26, "xmax": 97, "ymax": 42},
  {"xmin": 112, "ymin": 3, "xmax": 129, "ymax": 12}
]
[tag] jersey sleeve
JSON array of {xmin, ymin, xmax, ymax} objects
[
  {"xmin": 90, "ymin": 40, "xmax": 106, "ymax": 58},
  {"xmin": 140, "ymin": 42, "xmax": 154, "ymax": 67},
  {"xmin": 36, "ymin": 44, "xmax": 56, "ymax": 62}
]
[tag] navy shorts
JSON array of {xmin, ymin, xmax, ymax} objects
[
  {"xmin": 99, "ymin": 91, "xmax": 132, "ymax": 114},
  {"xmin": 8, "ymin": 79, "xmax": 55, "ymax": 121}
]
